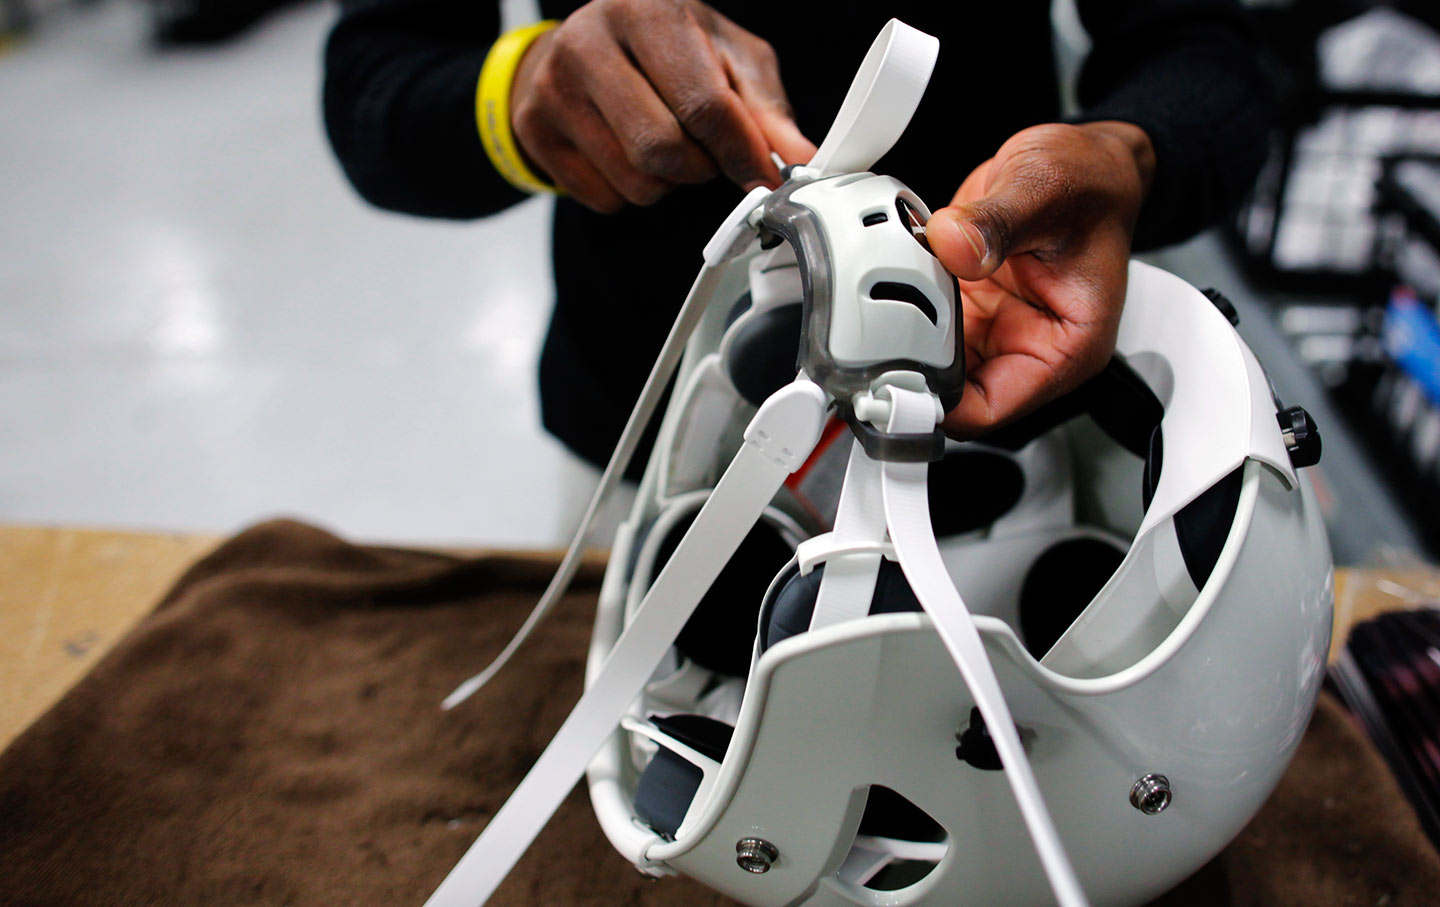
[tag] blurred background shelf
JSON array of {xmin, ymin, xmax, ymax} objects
[{"xmin": 1214, "ymin": 3, "xmax": 1440, "ymax": 560}]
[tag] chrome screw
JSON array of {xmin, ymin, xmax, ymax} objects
[
  {"xmin": 1130, "ymin": 773, "xmax": 1172, "ymax": 815},
  {"xmin": 735, "ymin": 837, "xmax": 779, "ymax": 873}
]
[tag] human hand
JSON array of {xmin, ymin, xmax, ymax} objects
[
  {"xmin": 508, "ymin": 0, "xmax": 817, "ymax": 212},
  {"xmin": 924, "ymin": 122, "xmax": 1155, "ymax": 438}
]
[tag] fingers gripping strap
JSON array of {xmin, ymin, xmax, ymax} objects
[
  {"xmin": 425, "ymin": 381, "xmax": 828, "ymax": 907},
  {"xmin": 807, "ymin": 19, "xmax": 939, "ymax": 177},
  {"xmin": 442, "ymin": 264, "xmax": 729, "ymax": 710},
  {"xmin": 880, "ymin": 387, "xmax": 1088, "ymax": 907}
]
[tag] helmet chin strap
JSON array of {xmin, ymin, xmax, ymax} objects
[
  {"xmin": 791, "ymin": 383, "xmax": 1087, "ymax": 907},
  {"xmin": 878, "ymin": 387, "xmax": 1087, "ymax": 907},
  {"xmin": 427, "ymin": 377, "xmax": 1089, "ymax": 907},
  {"xmin": 426, "ymin": 379, "xmax": 830, "ymax": 907},
  {"xmin": 427, "ymin": 18, "xmax": 1087, "ymax": 907}
]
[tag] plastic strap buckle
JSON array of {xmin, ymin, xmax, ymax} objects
[{"xmin": 841, "ymin": 406, "xmax": 945, "ymax": 463}]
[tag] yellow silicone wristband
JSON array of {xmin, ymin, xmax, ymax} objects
[{"xmin": 476, "ymin": 20, "xmax": 560, "ymax": 194}]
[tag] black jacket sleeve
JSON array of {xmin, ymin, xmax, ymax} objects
[
  {"xmin": 1074, "ymin": 0, "xmax": 1272, "ymax": 249},
  {"xmin": 323, "ymin": 0, "xmax": 527, "ymax": 219}
]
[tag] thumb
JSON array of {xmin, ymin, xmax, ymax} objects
[
  {"xmin": 753, "ymin": 107, "xmax": 817, "ymax": 166},
  {"xmin": 754, "ymin": 107, "xmax": 817, "ymax": 166},
  {"xmin": 928, "ymin": 179, "xmax": 1048, "ymax": 282}
]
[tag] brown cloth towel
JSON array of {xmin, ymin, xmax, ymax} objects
[{"xmin": 2, "ymin": 520, "xmax": 1437, "ymax": 906}]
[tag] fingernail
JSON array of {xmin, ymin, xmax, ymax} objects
[{"xmin": 958, "ymin": 219, "xmax": 989, "ymax": 266}]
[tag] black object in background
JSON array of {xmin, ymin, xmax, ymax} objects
[
  {"xmin": 1331, "ymin": 607, "xmax": 1440, "ymax": 850},
  {"xmin": 1235, "ymin": 5, "xmax": 1440, "ymax": 292},
  {"xmin": 151, "ymin": 0, "xmax": 310, "ymax": 44},
  {"xmin": 1236, "ymin": 4, "xmax": 1440, "ymax": 557}
]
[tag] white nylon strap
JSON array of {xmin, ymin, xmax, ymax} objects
[
  {"xmin": 807, "ymin": 19, "xmax": 939, "ymax": 177},
  {"xmin": 808, "ymin": 440, "xmax": 886, "ymax": 631},
  {"xmin": 879, "ymin": 387, "xmax": 1088, "ymax": 907},
  {"xmin": 425, "ymin": 381, "xmax": 829, "ymax": 907},
  {"xmin": 442, "ymin": 263, "xmax": 728, "ymax": 710}
]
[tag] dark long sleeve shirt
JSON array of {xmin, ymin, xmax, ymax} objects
[{"xmin": 324, "ymin": 0, "xmax": 1272, "ymax": 468}]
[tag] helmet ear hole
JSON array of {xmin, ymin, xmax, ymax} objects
[
  {"xmin": 1086, "ymin": 359, "xmax": 1164, "ymax": 458},
  {"xmin": 836, "ymin": 785, "xmax": 949, "ymax": 892},
  {"xmin": 858, "ymin": 784, "xmax": 945, "ymax": 843},
  {"xmin": 1173, "ymin": 465, "xmax": 1245, "ymax": 589},
  {"xmin": 1018, "ymin": 538, "xmax": 1127, "ymax": 659},
  {"xmin": 1140, "ymin": 427, "xmax": 1244, "ymax": 591},
  {"xmin": 723, "ymin": 291, "xmax": 752, "ymax": 329}
]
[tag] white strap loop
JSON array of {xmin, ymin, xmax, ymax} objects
[
  {"xmin": 441, "ymin": 263, "xmax": 728, "ymax": 711},
  {"xmin": 807, "ymin": 19, "xmax": 939, "ymax": 177}
]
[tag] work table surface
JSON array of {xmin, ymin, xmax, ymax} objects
[{"xmin": 3, "ymin": 524, "xmax": 1436, "ymax": 751}]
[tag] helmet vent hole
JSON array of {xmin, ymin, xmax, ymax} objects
[
  {"xmin": 836, "ymin": 785, "xmax": 948, "ymax": 896},
  {"xmin": 895, "ymin": 197, "xmax": 932, "ymax": 253},
  {"xmin": 870, "ymin": 281, "xmax": 938, "ymax": 325}
]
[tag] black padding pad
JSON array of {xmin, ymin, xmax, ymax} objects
[
  {"xmin": 1174, "ymin": 465, "xmax": 1244, "ymax": 590},
  {"xmin": 762, "ymin": 560, "xmax": 921, "ymax": 652},
  {"xmin": 656, "ymin": 513, "xmax": 794, "ymax": 676},
  {"xmin": 858, "ymin": 785, "xmax": 946, "ymax": 843},
  {"xmin": 761, "ymin": 564, "xmax": 817, "ymax": 651},
  {"xmin": 985, "ymin": 357, "xmax": 1163, "ymax": 458},
  {"xmin": 633, "ymin": 746, "xmax": 702, "ymax": 841},
  {"xmin": 651, "ymin": 713, "xmax": 735, "ymax": 762},
  {"xmin": 724, "ymin": 302, "xmax": 804, "ymax": 408},
  {"xmin": 1086, "ymin": 358, "xmax": 1165, "ymax": 458},
  {"xmin": 634, "ymin": 714, "xmax": 735, "ymax": 840},
  {"xmin": 1018, "ymin": 537, "xmax": 1127, "ymax": 659},
  {"xmin": 928, "ymin": 449, "xmax": 1025, "ymax": 537},
  {"xmin": 723, "ymin": 291, "xmax": 753, "ymax": 329}
]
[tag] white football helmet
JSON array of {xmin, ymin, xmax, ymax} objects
[
  {"xmin": 428, "ymin": 20, "xmax": 1332, "ymax": 907},
  {"xmin": 585, "ymin": 253, "xmax": 1332, "ymax": 907}
]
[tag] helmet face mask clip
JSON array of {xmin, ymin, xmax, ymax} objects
[{"xmin": 426, "ymin": 19, "xmax": 1333, "ymax": 907}]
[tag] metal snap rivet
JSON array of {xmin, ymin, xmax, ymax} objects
[
  {"xmin": 735, "ymin": 837, "xmax": 779, "ymax": 873},
  {"xmin": 1130, "ymin": 773, "xmax": 1172, "ymax": 815}
]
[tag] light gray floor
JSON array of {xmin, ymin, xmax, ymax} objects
[{"xmin": 1, "ymin": 0, "xmax": 583, "ymax": 547}]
